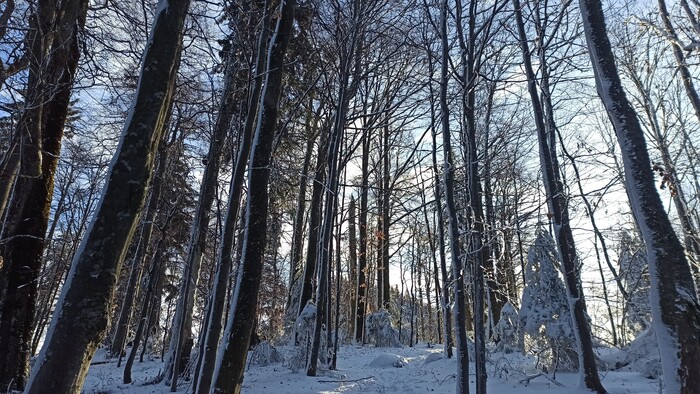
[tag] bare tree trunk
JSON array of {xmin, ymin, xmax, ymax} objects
[
  {"xmin": 453, "ymin": 0, "xmax": 490, "ymax": 390},
  {"xmin": 297, "ymin": 137, "xmax": 327, "ymax": 328},
  {"xmin": 580, "ymin": 1, "xmax": 700, "ymax": 392},
  {"xmin": 287, "ymin": 132, "xmax": 316, "ymax": 310},
  {"xmin": 111, "ymin": 144, "xmax": 170, "ymax": 359},
  {"xmin": 193, "ymin": 7, "xmax": 271, "ymax": 390},
  {"xmin": 424, "ymin": 25, "xmax": 452, "ymax": 357},
  {"xmin": 348, "ymin": 196, "xmax": 358, "ymax": 338},
  {"xmin": 440, "ymin": 0, "xmax": 468, "ymax": 389},
  {"xmin": 512, "ymin": 1, "xmax": 605, "ymax": 391},
  {"xmin": 306, "ymin": 42, "xmax": 357, "ymax": 378},
  {"xmin": 0, "ymin": 1, "xmax": 55, "ymax": 220},
  {"xmin": 163, "ymin": 16, "xmax": 245, "ymax": 386},
  {"xmin": 124, "ymin": 201, "xmax": 177, "ymax": 384},
  {"xmin": 355, "ymin": 131, "xmax": 369, "ymax": 343},
  {"xmin": 209, "ymin": 0, "xmax": 296, "ymax": 389},
  {"xmin": 24, "ymin": 1, "xmax": 190, "ymax": 391},
  {"xmin": 0, "ymin": 0, "xmax": 87, "ymax": 390},
  {"xmin": 380, "ymin": 124, "xmax": 391, "ymax": 309}
]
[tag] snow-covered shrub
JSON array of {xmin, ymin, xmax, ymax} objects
[
  {"xmin": 287, "ymin": 301, "xmax": 316, "ymax": 371},
  {"xmin": 423, "ymin": 352, "xmax": 444, "ymax": 365},
  {"xmin": 519, "ymin": 229, "xmax": 578, "ymax": 372},
  {"xmin": 368, "ymin": 353, "xmax": 407, "ymax": 368},
  {"xmin": 249, "ymin": 341, "xmax": 284, "ymax": 366},
  {"xmin": 493, "ymin": 301, "xmax": 519, "ymax": 353},
  {"xmin": 366, "ymin": 309, "xmax": 401, "ymax": 347},
  {"xmin": 286, "ymin": 301, "xmax": 327, "ymax": 372},
  {"xmin": 603, "ymin": 327, "xmax": 660, "ymax": 379}
]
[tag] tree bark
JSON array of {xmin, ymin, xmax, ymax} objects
[
  {"xmin": 0, "ymin": 0, "xmax": 87, "ymax": 390},
  {"xmin": 209, "ymin": 0, "xmax": 296, "ymax": 389},
  {"xmin": 579, "ymin": 1, "xmax": 700, "ymax": 392},
  {"xmin": 193, "ymin": 6, "xmax": 271, "ymax": 390},
  {"xmin": 440, "ymin": 0, "xmax": 469, "ymax": 390},
  {"xmin": 513, "ymin": 1, "xmax": 606, "ymax": 392},
  {"xmin": 24, "ymin": 0, "xmax": 190, "ymax": 391},
  {"xmin": 355, "ymin": 131, "xmax": 370, "ymax": 343}
]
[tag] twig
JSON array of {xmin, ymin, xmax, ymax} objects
[
  {"xmin": 317, "ymin": 376, "xmax": 374, "ymax": 383},
  {"xmin": 519, "ymin": 373, "xmax": 565, "ymax": 387}
]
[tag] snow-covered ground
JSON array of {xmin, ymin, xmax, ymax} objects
[{"xmin": 83, "ymin": 343, "xmax": 661, "ymax": 393}]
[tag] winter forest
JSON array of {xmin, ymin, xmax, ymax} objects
[{"xmin": 2, "ymin": 0, "xmax": 700, "ymax": 393}]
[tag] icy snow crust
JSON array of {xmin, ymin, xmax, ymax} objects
[{"xmin": 83, "ymin": 344, "xmax": 661, "ymax": 393}]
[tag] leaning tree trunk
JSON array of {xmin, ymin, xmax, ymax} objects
[
  {"xmin": 124, "ymin": 201, "xmax": 177, "ymax": 384},
  {"xmin": 24, "ymin": 1, "xmax": 190, "ymax": 391},
  {"xmin": 579, "ymin": 1, "xmax": 700, "ymax": 392},
  {"xmin": 0, "ymin": 0, "xmax": 87, "ymax": 390},
  {"xmin": 111, "ymin": 143, "xmax": 170, "ymax": 359},
  {"xmin": 0, "ymin": 0, "xmax": 55, "ymax": 221},
  {"xmin": 297, "ymin": 136, "xmax": 327, "ymax": 328},
  {"xmin": 209, "ymin": 0, "xmax": 296, "ymax": 390},
  {"xmin": 163, "ymin": 23, "xmax": 242, "ymax": 388},
  {"xmin": 287, "ymin": 131, "xmax": 316, "ymax": 311},
  {"xmin": 512, "ymin": 1, "xmax": 606, "ymax": 392},
  {"xmin": 193, "ymin": 7, "xmax": 271, "ymax": 391}
]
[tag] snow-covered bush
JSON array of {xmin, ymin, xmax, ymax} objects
[
  {"xmin": 287, "ymin": 301, "xmax": 318, "ymax": 371},
  {"xmin": 249, "ymin": 341, "xmax": 284, "ymax": 366},
  {"xmin": 493, "ymin": 301, "xmax": 519, "ymax": 353},
  {"xmin": 366, "ymin": 309, "xmax": 401, "ymax": 347},
  {"xmin": 603, "ymin": 327, "xmax": 660, "ymax": 379},
  {"xmin": 519, "ymin": 229, "xmax": 578, "ymax": 372},
  {"xmin": 368, "ymin": 353, "xmax": 407, "ymax": 368}
]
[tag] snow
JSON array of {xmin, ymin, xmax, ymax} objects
[{"xmin": 83, "ymin": 343, "xmax": 662, "ymax": 393}]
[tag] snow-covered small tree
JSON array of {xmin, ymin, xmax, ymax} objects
[
  {"xmin": 288, "ymin": 301, "xmax": 325, "ymax": 372},
  {"xmin": 519, "ymin": 229, "xmax": 578, "ymax": 372},
  {"xmin": 493, "ymin": 301, "xmax": 518, "ymax": 354},
  {"xmin": 366, "ymin": 309, "xmax": 402, "ymax": 347}
]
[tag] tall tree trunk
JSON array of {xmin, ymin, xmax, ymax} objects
[
  {"xmin": 427, "ymin": 44, "xmax": 452, "ymax": 358},
  {"xmin": 306, "ymin": 27, "xmax": 358, "ymax": 376},
  {"xmin": 124, "ymin": 200, "xmax": 177, "ymax": 384},
  {"xmin": 209, "ymin": 0, "xmax": 296, "ymax": 389},
  {"xmin": 454, "ymin": 0, "xmax": 488, "ymax": 390},
  {"xmin": 297, "ymin": 136, "xmax": 327, "ymax": 330},
  {"xmin": 111, "ymin": 144, "xmax": 170, "ymax": 359},
  {"xmin": 0, "ymin": 0, "xmax": 87, "ymax": 390},
  {"xmin": 355, "ymin": 131, "xmax": 369, "ymax": 343},
  {"xmin": 580, "ymin": 1, "xmax": 700, "ymax": 392},
  {"xmin": 348, "ymin": 196, "xmax": 358, "ymax": 338},
  {"xmin": 24, "ymin": 1, "xmax": 190, "ymax": 391},
  {"xmin": 287, "ymin": 131, "xmax": 316, "ymax": 311},
  {"xmin": 380, "ymin": 124, "xmax": 391, "ymax": 309},
  {"xmin": 163, "ymin": 16, "xmax": 245, "ymax": 385},
  {"xmin": 193, "ymin": 6, "xmax": 271, "ymax": 390},
  {"xmin": 513, "ymin": 1, "xmax": 605, "ymax": 391},
  {"xmin": 0, "ymin": 0, "xmax": 55, "ymax": 220},
  {"xmin": 440, "ymin": 0, "xmax": 469, "ymax": 389}
]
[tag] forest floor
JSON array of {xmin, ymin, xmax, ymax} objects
[{"xmin": 82, "ymin": 343, "xmax": 660, "ymax": 393}]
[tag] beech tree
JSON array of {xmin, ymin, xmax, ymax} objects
[
  {"xmin": 512, "ymin": 0, "xmax": 605, "ymax": 391},
  {"xmin": 0, "ymin": 0, "xmax": 88, "ymax": 390},
  {"xmin": 209, "ymin": 0, "xmax": 297, "ymax": 389},
  {"xmin": 579, "ymin": 0, "xmax": 700, "ymax": 392},
  {"xmin": 24, "ymin": 0, "xmax": 191, "ymax": 391}
]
